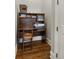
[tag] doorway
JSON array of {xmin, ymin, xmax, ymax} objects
[{"xmin": 15, "ymin": 0, "xmax": 64, "ymax": 59}]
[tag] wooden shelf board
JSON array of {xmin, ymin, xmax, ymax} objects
[
  {"xmin": 18, "ymin": 27, "xmax": 46, "ymax": 30},
  {"xmin": 18, "ymin": 28, "xmax": 33, "ymax": 30},
  {"xmin": 19, "ymin": 16, "xmax": 37, "ymax": 19},
  {"xmin": 19, "ymin": 12, "xmax": 45, "ymax": 15}
]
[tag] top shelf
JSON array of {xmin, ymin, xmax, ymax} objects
[
  {"xmin": 19, "ymin": 12, "xmax": 45, "ymax": 15},
  {"xmin": 18, "ymin": 13, "xmax": 45, "ymax": 22}
]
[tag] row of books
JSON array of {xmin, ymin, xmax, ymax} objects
[{"xmin": 20, "ymin": 14, "xmax": 44, "ymax": 21}]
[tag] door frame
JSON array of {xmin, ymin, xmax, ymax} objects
[{"xmin": 52, "ymin": 0, "xmax": 64, "ymax": 59}]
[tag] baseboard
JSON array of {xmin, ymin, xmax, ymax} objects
[
  {"xmin": 46, "ymin": 38, "xmax": 51, "ymax": 46},
  {"xmin": 46, "ymin": 38, "xmax": 55, "ymax": 59},
  {"xmin": 46, "ymin": 38, "xmax": 53, "ymax": 59},
  {"xmin": 50, "ymin": 51, "xmax": 55, "ymax": 59}
]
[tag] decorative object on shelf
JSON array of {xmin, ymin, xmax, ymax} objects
[{"xmin": 20, "ymin": 4, "xmax": 27, "ymax": 13}]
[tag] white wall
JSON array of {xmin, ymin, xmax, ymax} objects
[
  {"xmin": 17, "ymin": 0, "xmax": 44, "ymax": 13},
  {"xmin": 42, "ymin": 0, "xmax": 52, "ymax": 41},
  {"xmin": 42, "ymin": 0, "xmax": 55, "ymax": 48}
]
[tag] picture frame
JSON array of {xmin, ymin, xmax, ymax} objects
[{"xmin": 20, "ymin": 4, "xmax": 27, "ymax": 13}]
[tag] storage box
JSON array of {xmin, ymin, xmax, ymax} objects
[{"xmin": 32, "ymin": 36, "xmax": 42, "ymax": 41}]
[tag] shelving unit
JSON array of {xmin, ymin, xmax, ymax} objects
[{"xmin": 17, "ymin": 12, "xmax": 47, "ymax": 51}]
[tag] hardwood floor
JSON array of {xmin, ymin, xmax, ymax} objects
[{"xmin": 16, "ymin": 41, "xmax": 51, "ymax": 59}]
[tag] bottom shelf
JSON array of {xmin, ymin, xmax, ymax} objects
[
  {"xmin": 18, "ymin": 35, "xmax": 46, "ymax": 43},
  {"xmin": 17, "ymin": 38, "xmax": 46, "ymax": 45}
]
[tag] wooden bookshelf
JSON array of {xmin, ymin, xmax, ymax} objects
[{"xmin": 17, "ymin": 12, "xmax": 47, "ymax": 48}]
